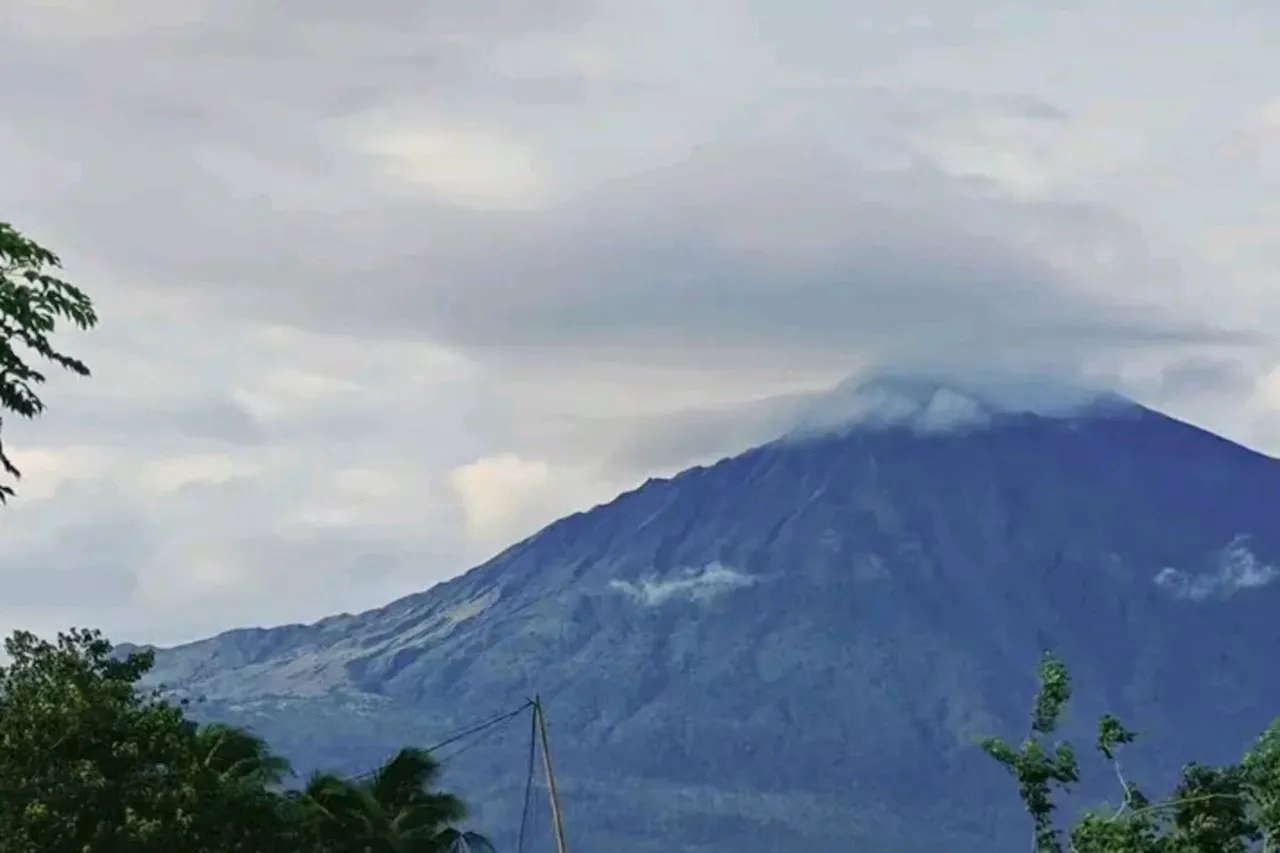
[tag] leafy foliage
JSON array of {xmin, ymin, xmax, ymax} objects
[
  {"xmin": 981, "ymin": 651, "xmax": 1081, "ymax": 853},
  {"xmin": 985, "ymin": 652, "xmax": 1280, "ymax": 853},
  {"xmin": 0, "ymin": 628, "xmax": 489, "ymax": 853},
  {"xmin": 297, "ymin": 747, "xmax": 471, "ymax": 853},
  {"xmin": 0, "ymin": 221, "xmax": 97, "ymax": 502}
]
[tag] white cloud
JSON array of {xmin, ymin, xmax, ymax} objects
[
  {"xmin": 609, "ymin": 564, "xmax": 758, "ymax": 607},
  {"xmin": 351, "ymin": 121, "xmax": 550, "ymax": 210},
  {"xmin": 788, "ymin": 379, "xmax": 990, "ymax": 437},
  {"xmin": 0, "ymin": 313, "xmax": 492, "ymax": 644},
  {"xmin": 1154, "ymin": 537, "xmax": 1280, "ymax": 602},
  {"xmin": 138, "ymin": 454, "xmax": 261, "ymax": 494},
  {"xmin": 449, "ymin": 454, "xmax": 614, "ymax": 550},
  {"xmin": 4, "ymin": 446, "xmax": 116, "ymax": 503},
  {"xmin": 450, "ymin": 454, "xmax": 552, "ymax": 542},
  {"xmin": 910, "ymin": 103, "xmax": 1148, "ymax": 200}
]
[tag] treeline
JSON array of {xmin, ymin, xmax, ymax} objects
[{"xmin": 0, "ymin": 628, "xmax": 491, "ymax": 853}]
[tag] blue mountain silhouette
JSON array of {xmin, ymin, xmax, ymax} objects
[{"xmin": 138, "ymin": 383, "xmax": 1280, "ymax": 852}]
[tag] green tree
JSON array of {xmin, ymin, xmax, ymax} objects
[
  {"xmin": 0, "ymin": 221, "xmax": 97, "ymax": 502},
  {"xmin": 439, "ymin": 829, "xmax": 499, "ymax": 852},
  {"xmin": 981, "ymin": 651, "xmax": 1081, "ymax": 853},
  {"xmin": 0, "ymin": 626, "xmax": 492, "ymax": 853},
  {"xmin": 0, "ymin": 628, "xmax": 287, "ymax": 852},
  {"xmin": 193, "ymin": 721, "xmax": 293, "ymax": 787},
  {"xmin": 986, "ymin": 652, "xmax": 1280, "ymax": 853},
  {"xmin": 299, "ymin": 747, "xmax": 482, "ymax": 853}
]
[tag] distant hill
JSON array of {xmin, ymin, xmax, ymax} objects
[{"xmin": 139, "ymin": 379, "xmax": 1280, "ymax": 852}]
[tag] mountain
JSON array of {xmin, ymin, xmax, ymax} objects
[{"xmin": 138, "ymin": 381, "xmax": 1280, "ymax": 852}]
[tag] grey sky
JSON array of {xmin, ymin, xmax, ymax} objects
[{"xmin": 2, "ymin": 0, "xmax": 1279, "ymax": 644}]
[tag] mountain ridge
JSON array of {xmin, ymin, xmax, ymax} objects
[{"xmin": 133, "ymin": 385, "xmax": 1249, "ymax": 648}]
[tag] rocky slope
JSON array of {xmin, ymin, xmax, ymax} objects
[{"xmin": 138, "ymin": 383, "xmax": 1280, "ymax": 852}]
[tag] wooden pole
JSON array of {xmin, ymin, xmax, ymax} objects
[{"xmin": 533, "ymin": 695, "xmax": 570, "ymax": 853}]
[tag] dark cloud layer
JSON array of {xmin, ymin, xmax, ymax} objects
[{"xmin": 408, "ymin": 146, "xmax": 1250, "ymax": 370}]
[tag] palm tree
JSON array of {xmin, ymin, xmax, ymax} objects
[
  {"xmin": 438, "ymin": 829, "xmax": 499, "ymax": 852},
  {"xmin": 299, "ymin": 771, "xmax": 392, "ymax": 851},
  {"xmin": 192, "ymin": 722, "xmax": 292, "ymax": 787},
  {"xmin": 187, "ymin": 722, "xmax": 299, "ymax": 852},
  {"xmin": 300, "ymin": 747, "xmax": 489, "ymax": 853}
]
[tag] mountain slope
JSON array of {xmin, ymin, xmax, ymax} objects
[{"xmin": 140, "ymin": 393, "xmax": 1280, "ymax": 852}]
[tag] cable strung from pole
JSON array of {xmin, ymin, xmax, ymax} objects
[
  {"xmin": 437, "ymin": 726, "xmax": 508, "ymax": 767},
  {"xmin": 345, "ymin": 700, "xmax": 534, "ymax": 782},
  {"xmin": 427, "ymin": 701, "xmax": 534, "ymax": 754},
  {"xmin": 516, "ymin": 703, "xmax": 539, "ymax": 853}
]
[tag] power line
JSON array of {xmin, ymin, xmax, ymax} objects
[
  {"xmin": 327, "ymin": 699, "xmax": 550, "ymax": 851},
  {"xmin": 435, "ymin": 727, "xmax": 505, "ymax": 767},
  {"xmin": 345, "ymin": 700, "xmax": 533, "ymax": 782},
  {"xmin": 427, "ymin": 701, "xmax": 534, "ymax": 755}
]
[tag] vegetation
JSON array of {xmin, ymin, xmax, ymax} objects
[
  {"xmin": 0, "ymin": 221, "xmax": 98, "ymax": 502},
  {"xmin": 0, "ymin": 628, "xmax": 491, "ymax": 853},
  {"xmin": 984, "ymin": 650, "xmax": 1280, "ymax": 853},
  {"xmin": 9, "ymin": 625, "xmax": 1278, "ymax": 853}
]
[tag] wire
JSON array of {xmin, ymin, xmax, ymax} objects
[
  {"xmin": 515, "ymin": 703, "xmax": 539, "ymax": 853},
  {"xmin": 291, "ymin": 698, "xmax": 547, "ymax": 851},
  {"xmin": 427, "ymin": 701, "xmax": 534, "ymax": 754},
  {"xmin": 345, "ymin": 700, "xmax": 534, "ymax": 782},
  {"xmin": 436, "ymin": 729, "xmax": 504, "ymax": 766}
]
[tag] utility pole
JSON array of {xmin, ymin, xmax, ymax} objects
[{"xmin": 533, "ymin": 695, "xmax": 570, "ymax": 853}]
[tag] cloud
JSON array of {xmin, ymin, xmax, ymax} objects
[
  {"xmin": 450, "ymin": 455, "xmax": 616, "ymax": 550},
  {"xmin": 4, "ymin": 0, "xmax": 1258, "ymax": 380},
  {"xmin": 3, "ymin": 0, "xmax": 1280, "ymax": 644},
  {"xmin": 609, "ymin": 564, "xmax": 758, "ymax": 607},
  {"xmin": 0, "ymin": 318, "xmax": 493, "ymax": 645},
  {"xmin": 138, "ymin": 454, "xmax": 262, "ymax": 494},
  {"xmin": 583, "ymin": 369, "xmax": 1129, "ymax": 471},
  {"xmin": 353, "ymin": 123, "xmax": 550, "ymax": 210},
  {"xmin": 1151, "ymin": 356, "xmax": 1264, "ymax": 404},
  {"xmin": 84, "ymin": 135, "xmax": 1252, "ymax": 382},
  {"xmin": 791, "ymin": 381, "xmax": 997, "ymax": 436},
  {"xmin": 1153, "ymin": 537, "xmax": 1280, "ymax": 602},
  {"xmin": 393, "ymin": 145, "xmax": 1250, "ymax": 371},
  {"xmin": 450, "ymin": 455, "xmax": 557, "ymax": 547}
]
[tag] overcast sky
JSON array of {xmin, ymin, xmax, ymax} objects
[{"xmin": 2, "ymin": 0, "xmax": 1280, "ymax": 646}]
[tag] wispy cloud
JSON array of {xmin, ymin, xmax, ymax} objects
[
  {"xmin": 609, "ymin": 564, "xmax": 758, "ymax": 607},
  {"xmin": 1154, "ymin": 536, "xmax": 1280, "ymax": 602}
]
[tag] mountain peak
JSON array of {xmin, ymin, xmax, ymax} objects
[{"xmin": 138, "ymin": 369, "xmax": 1280, "ymax": 853}]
